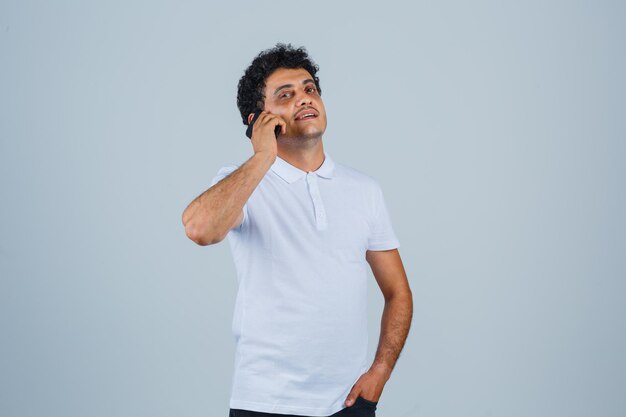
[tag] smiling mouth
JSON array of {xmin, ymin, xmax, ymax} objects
[{"xmin": 295, "ymin": 114, "xmax": 318, "ymax": 121}]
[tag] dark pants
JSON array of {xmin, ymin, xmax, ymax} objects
[{"xmin": 229, "ymin": 396, "xmax": 378, "ymax": 417}]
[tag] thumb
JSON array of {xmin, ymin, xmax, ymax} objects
[{"xmin": 345, "ymin": 390, "xmax": 360, "ymax": 407}]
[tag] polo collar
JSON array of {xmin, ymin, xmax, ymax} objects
[{"xmin": 271, "ymin": 151, "xmax": 335, "ymax": 184}]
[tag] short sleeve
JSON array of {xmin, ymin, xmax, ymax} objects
[
  {"xmin": 210, "ymin": 164, "xmax": 248, "ymax": 231},
  {"xmin": 367, "ymin": 182, "xmax": 400, "ymax": 251}
]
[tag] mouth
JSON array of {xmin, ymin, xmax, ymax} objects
[{"xmin": 294, "ymin": 109, "xmax": 319, "ymax": 121}]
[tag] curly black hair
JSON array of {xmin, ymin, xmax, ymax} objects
[{"xmin": 236, "ymin": 42, "xmax": 322, "ymax": 126}]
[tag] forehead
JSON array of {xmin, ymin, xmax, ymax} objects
[{"xmin": 264, "ymin": 67, "xmax": 314, "ymax": 89}]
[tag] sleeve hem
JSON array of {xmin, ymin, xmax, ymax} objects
[
  {"xmin": 366, "ymin": 240, "xmax": 400, "ymax": 251},
  {"xmin": 227, "ymin": 204, "xmax": 248, "ymax": 236}
]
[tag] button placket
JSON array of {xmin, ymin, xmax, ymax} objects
[{"xmin": 306, "ymin": 172, "xmax": 327, "ymax": 231}]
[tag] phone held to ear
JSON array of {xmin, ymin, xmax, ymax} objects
[{"xmin": 246, "ymin": 110, "xmax": 282, "ymax": 140}]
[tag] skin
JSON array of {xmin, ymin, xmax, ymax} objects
[{"xmin": 251, "ymin": 68, "xmax": 414, "ymax": 407}]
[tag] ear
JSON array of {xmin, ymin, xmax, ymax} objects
[{"xmin": 247, "ymin": 113, "xmax": 255, "ymax": 125}]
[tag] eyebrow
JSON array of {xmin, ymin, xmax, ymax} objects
[{"xmin": 273, "ymin": 79, "xmax": 316, "ymax": 96}]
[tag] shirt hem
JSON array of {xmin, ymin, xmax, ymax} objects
[{"xmin": 229, "ymin": 399, "xmax": 346, "ymax": 417}]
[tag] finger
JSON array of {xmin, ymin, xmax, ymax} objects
[
  {"xmin": 274, "ymin": 118, "xmax": 286, "ymax": 134},
  {"xmin": 254, "ymin": 114, "xmax": 277, "ymax": 131},
  {"xmin": 255, "ymin": 111, "xmax": 271, "ymax": 124},
  {"xmin": 262, "ymin": 115, "xmax": 286, "ymax": 133},
  {"xmin": 345, "ymin": 390, "xmax": 359, "ymax": 407},
  {"xmin": 258, "ymin": 114, "xmax": 276, "ymax": 126}
]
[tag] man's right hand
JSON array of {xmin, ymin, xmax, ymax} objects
[{"xmin": 249, "ymin": 110, "xmax": 286, "ymax": 161}]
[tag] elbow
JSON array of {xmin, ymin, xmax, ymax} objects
[
  {"xmin": 385, "ymin": 287, "xmax": 413, "ymax": 304},
  {"xmin": 184, "ymin": 221, "xmax": 224, "ymax": 246}
]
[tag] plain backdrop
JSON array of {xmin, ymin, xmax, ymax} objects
[{"xmin": 1, "ymin": 1, "xmax": 625, "ymax": 417}]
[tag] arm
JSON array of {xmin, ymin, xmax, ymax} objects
[
  {"xmin": 368, "ymin": 248, "xmax": 413, "ymax": 377},
  {"xmin": 344, "ymin": 248, "xmax": 413, "ymax": 406},
  {"xmin": 182, "ymin": 151, "xmax": 275, "ymax": 245},
  {"xmin": 182, "ymin": 110, "xmax": 286, "ymax": 246}
]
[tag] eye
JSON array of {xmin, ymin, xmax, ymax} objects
[
  {"xmin": 279, "ymin": 91, "xmax": 292, "ymax": 99},
  {"xmin": 306, "ymin": 86, "xmax": 317, "ymax": 93}
]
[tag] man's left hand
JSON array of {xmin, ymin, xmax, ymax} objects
[{"xmin": 344, "ymin": 365, "xmax": 391, "ymax": 407}]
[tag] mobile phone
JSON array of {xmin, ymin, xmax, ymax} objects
[{"xmin": 245, "ymin": 110, "xmax": 282, "ymax": 140}]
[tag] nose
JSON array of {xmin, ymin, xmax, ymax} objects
[{"xmin": 296, "ymin": 89, "xmax": 313, "ymax": 106}]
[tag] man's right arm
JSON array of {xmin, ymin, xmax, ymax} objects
[{"xmin": 182, "ymin": 151, "xmax": 275, "ymax": 246}]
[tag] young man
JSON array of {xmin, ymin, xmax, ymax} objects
[{"xmin": 182, "ymin": 43, "xmax": 413, "ymax": 417}]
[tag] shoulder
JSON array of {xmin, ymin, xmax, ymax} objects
[
  {"xmin": 333, "ymin": 160, "xmax": 381, "ymax": 192},
  {"xmin": 216, "ymin": 163, "xmax": 241, "ymax": 175},
  {"xmin": 211, "ymin": 163, "xmax": 241, "ymax": 187}
]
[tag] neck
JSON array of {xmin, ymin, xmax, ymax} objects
[{"xmin": 276, "ymin": 139, "xmax": 325, "ymax": 173}]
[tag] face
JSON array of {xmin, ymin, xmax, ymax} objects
[{"xmin": 250, "ymin": 67, "xmax": 327, "ymax": 141}]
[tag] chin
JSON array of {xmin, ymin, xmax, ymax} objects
[
  {"xmin": 301, "ymin": 128, "xmax": 324, "ymax": 138},
  {"xmin": 301, "ymin": 124, "xmax": 326, "ymax": 136}
]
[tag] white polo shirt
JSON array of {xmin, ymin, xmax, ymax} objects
[{"xmin": 210, "ymin": 151, "xmax": 400, "ymax": 417}]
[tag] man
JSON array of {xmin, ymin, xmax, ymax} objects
[{"xmin": 182, "ymin": 43, "xmax": 413, "ymax": 417}]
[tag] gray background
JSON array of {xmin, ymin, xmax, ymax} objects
[{"xmin": 1, "ymin": 1, "xmax": 625, "ymax": 416}]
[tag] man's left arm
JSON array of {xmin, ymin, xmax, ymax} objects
[{"xmin": 344, "ymin": 248, "xmax": 413, "ymax": 406}]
